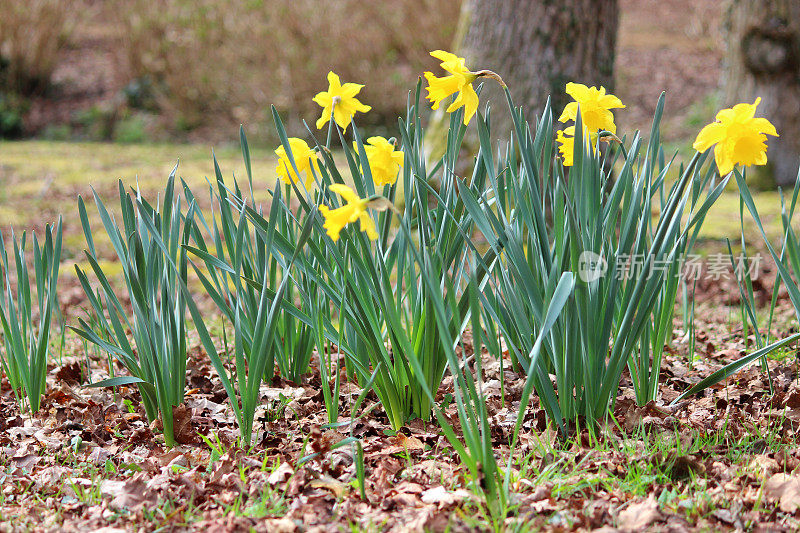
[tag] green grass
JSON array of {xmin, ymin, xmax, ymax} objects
[
  {"xmin": 0, "ymin": 140, "xmax": 791, "ymax": 270},
  {"xmin": 0, "ymin": 140, "xmax": 275, "ymax": 190},
  {"xmin": 0, "ymin": 140, "xmax": 279, "ymax": 230},
  {"xmin": 493, "ymin": 413, "xmax": 793, "ymax": 530},
  {"xmin": 0, "ymin": 140, "xmax": 280, "ymax": 287},
  {"xmin": 0, "ymin": 140, "xmax": 787, "ymax": 246},
  {"xmin": 701, "ymin": 188, "xmax": 786, "ymax": 243}
]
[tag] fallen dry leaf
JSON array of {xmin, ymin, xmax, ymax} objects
[
  {"xmin": 617, "ymin": 495, "xmax": 662, "ymax": 530},
  {"xmin": 261, "ymin": 518, "xmax": 298, "ymax": 533},
  {"xmin": 420, "ymin": 485, "xmax": 471, "ymax": 507},
  {"xmin": 765, "ymin": 473, "xmax": 800, "ymax": 513},
  {"xmin": 309, "ymin": 474, "xmax": 347, "ymax": 498},
  {"xmin": 172, "ymin": 404, "xmax": 196, "ymax": 444},
  {"xmin": 55, "ymin": 362, "xmax": 84, "ymax": 385},
  {"xmin": 107, "ymin": 473, "xmax": 157, "ymax": 510},
  {"xmin": 267, "ymin": 462, "xmax": 294, "ymax": 486},
  {"xmin": 373, "ymin": 433, "xmax": 425, "ymax": 456}
]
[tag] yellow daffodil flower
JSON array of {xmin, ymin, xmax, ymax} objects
[
  {"xmin": 693, "ymin": 97, "xmax": 778, "ymax": 176},
  {"xmin": 424, "ymin": 50, "xmax": 480, "ymax": 125},
  {"xmin": 319, "ymin": 184, "xmax": 378, "ymax": 242},
  {"xmin": 313, "ymin": 71, "xmax": 372, "ymax": 131},
  {"xmin": 558, "ymin": 82, "xmax": 625, "ymax": 134},
  {"xmin": 353, "ymin": 137, "xmax": 404, "ymax": 187},
  {"xmin": 556, "ymin": 126, "xmax": 598, "ymax": 167},
  {"xmin": 275, "ymin": 138, "xmax": 320, "ymax": 190}
]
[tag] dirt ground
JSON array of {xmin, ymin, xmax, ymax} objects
[{"xmin": 2, "ymin": 268, "xmax": 800, "ymax": 531}]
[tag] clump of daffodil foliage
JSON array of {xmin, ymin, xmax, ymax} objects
[
  {"xmin": 209, "ymin": 48, "xmax": 787, "ymax": 523},
  {"xmin": 65, "ymin": 44, "xmax": 797, "ymax": 530}
]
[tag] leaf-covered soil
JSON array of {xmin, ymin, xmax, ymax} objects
[
  {"xmin": 0, "ymin": 138, "xmax": 797, "ymax": 531},
  {"xmin": 1, "ymin": 256, "xmax": 799, "ymax": 532}
]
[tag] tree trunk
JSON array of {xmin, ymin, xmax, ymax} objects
[
  {"xmin": 724, "ymin": 0, "xmax": 800, "ymax": 187},
  {"xmin": 460, "ymin": 0, "xmax": 619, "ymax": 134}
]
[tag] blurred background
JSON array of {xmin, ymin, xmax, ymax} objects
[{"xmin": 0, "ymin": 0, "xmax": 797, "ymax": 187}]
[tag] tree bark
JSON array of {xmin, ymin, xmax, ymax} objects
[
  {"xmin": 724, "ymin": 0, "xmax": 800, "ymax": 187},
  {"xmin": 460, "ymin": 0, "xmax": 619, "ymax": 134}
]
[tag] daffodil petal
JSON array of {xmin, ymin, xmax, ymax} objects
[
  {"xmin": 598, "ymin": 93, "xmax": 625, "ymax": 109},
  {"xmin": 424, "ymin": 72, "xmax": 461, "ymax": 109},
  {"xmin": 333, "ymin": 106, "xmax": 350, "ymax": 130},
  {"xmin": 693, "ymin": 122, "xmax": 726, "ymax": 153},
  {"xmin": 447, "ymin": 85, "xmax": 479, "ymax": 124},
  {"xmin": 329, "ymin": 184, "xmax": 361, "ymax": 205},
  {"xmin": 340, "ymin": 82, "xmax": 365, "ymax": 99},
  {"xmin": 359, "ymin": 212, "xmax": 378, "ymax": 240},
  {"xmin": 559, "ymin": 102, "xmax": 578, "ymax": 123},
  {"xmin": 327, "ymin": 71, "xmax": 342, "ymax": 91},
  {"xmin": 715, "ymin": 145, "xmax": 734, "ymax": 175},
  {"xmin": 750, "ymin": 117, "xmax": 778, "ymax": 137},
  {"xmin": 430, "ymin": 49, "xmax": 459, "ymax": 64},
  {"xmin": 565, "ymin": 82, "xmax": 590, "ymax": 102},
  {"xmin": 352, "ymin": 99, "xmax": 372, "ymax": 113},
  {"xmin": 556, "ymin": 130, "xmax": 574, "ymax": 167},
  {"xmin": 430, "ymin": 50, "xmax": 468, "ymax": 74}
]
